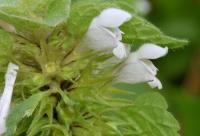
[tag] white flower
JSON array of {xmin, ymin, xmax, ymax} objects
[
  {"xmin": 82, "ymin": 8, "xmax": 132, "ymax": 59},
  {"xmin": 115, "ymin": 43, "xmax": 168, "ymax": 89},
  {"xmin": 0, "ymin": 63, "xmax": 19, "ymax": 135}
]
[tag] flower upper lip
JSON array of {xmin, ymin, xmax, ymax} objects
[
  {"xmin": 83, "ymin": 8, "xmax": 132, "ymax": 59},
  {"xmin": 95, "ymin": 8, "xmax": 132, "ymax": 28}
]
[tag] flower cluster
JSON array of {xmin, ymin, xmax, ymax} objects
[{"xmin": 83, "ymin": 8, "xmax": 168, "ymax": 89}]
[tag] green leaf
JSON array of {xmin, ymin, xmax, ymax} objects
[
  {"xmin": 26, "ymin": 118, "xmax": 49, "ymax": 136},
  {"xmin": 121, "ymin": 16, "xmax": 188, "ymax": 48},
  {"xmin": 100, "ymin": 0, "xmax": 137, "ymax": 13},
  {"xmin": 0, "ymin": 0, "xmax": 71, "ymax": 40},
  {"xmin": 104, "ymin": 92, "xmax": 180, "ymax": 136},
  {"xmin": 5, "ymin": 92, "xmax": 49, "ymax": 136}
]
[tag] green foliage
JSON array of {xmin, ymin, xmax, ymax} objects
[
  {"xmin": 5, "ymin": 92, "xmax": 49, "ymax": 136},
  {"xmin": 0, "ymin": 0, "xmax": 71, "ymax": 41},
  {"xmin": 129, "ymin": 92, "xmax": 179, "ymax": 136},
  {"xmin": 68, "ymin": 87, "xmax": 180, "ymax": 136},
  {"xmin": 121, "ymin": 16, "xmax": 188, "ymax": 48}
]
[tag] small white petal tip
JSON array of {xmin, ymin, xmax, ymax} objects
[
  {"xmin": 136, "ymin": 43, "xmax": 168, "ymax": 59},
  {"xmin": 148, "ymin": 77, "xmax": 163, "ymax": 90},
  {"xmin": 97, "ymin": 8, "xmax": 132, "ymax": 28}
]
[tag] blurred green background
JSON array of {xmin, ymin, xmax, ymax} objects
[
  {"xmin": 149, "ymin": 1, "xmax": 200, "ymax": 136},
  {"xmin": 119, "ymin": 0, "xmax": 200, "ymax": 136}
]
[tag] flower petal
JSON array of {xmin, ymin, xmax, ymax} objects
[
  {"xmin": 88, "ymin": 17, "xmax": 99, "ymax": 29},
  {"xmin": 148, "ymin": 77, "xmax": 163, "ymax": 90},
  {"xmin": 96, "ymin": 8, "xmax": 132, "ymax": 28},
  {"xmin": 136, "ymin": 43, "xmax": 168, "ymax": 59},
  {"xmin": 113, "ymin": 42, "xmax": 128, "ymax": 59},
  {"xmin": 111, "ymin": 28, "xmax": 123, "ymax": 41},
  {"xmin": 0, "ymin": 63, "xmax": 19, "ymax": 135},
  {"xmin": 83, "ymin": 26, "xmax": 117, "ymax": 51},
  {"xmin": 115, "ymin": 56, "xmax": 154, "ymax": 84},
  {"xmin": 141, "ymin": 59, "xmax": 158, "ymax": 76}
]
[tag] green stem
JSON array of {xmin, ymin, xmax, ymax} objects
[{"xmin": 40, "ymin": 39, "xmax": 49, "ymax": 62}]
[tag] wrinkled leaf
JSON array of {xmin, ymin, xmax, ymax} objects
[
  {"xmin": 104, "ymin": 92, "xmax": 180, "ymax": 136},
  {"xmin": 121, "ymin": 16, "xmax": 188, "ymax": 48}
]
